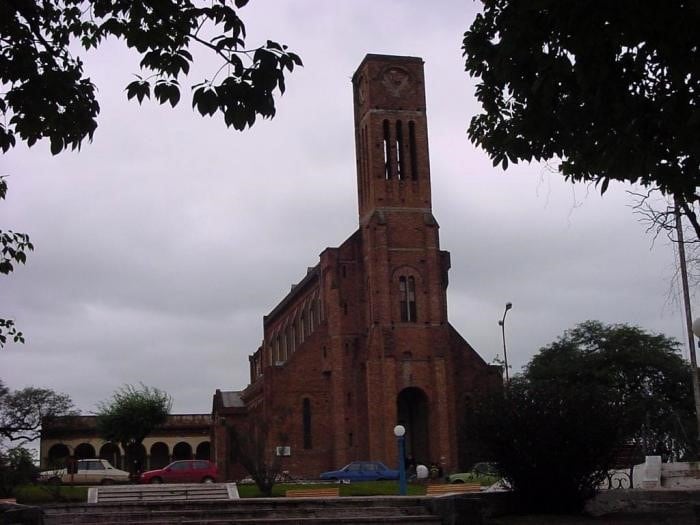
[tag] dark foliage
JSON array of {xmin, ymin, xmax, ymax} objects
[
  {"xmin": 471, "ymin": 321, "xmax": 696, "ymax": 512},
  {"xmin": 529, "ymin": 321, "xmax": 696, "ymax": 459},
  {"xmin": 0, "ymin": 379, "xmax": 77, "ymax": 444},
  {"xmin": 0, "ymin": 447, "xmax": 38, "ymax": 498},
  {"xmin": 96, "ymin": 384, "xmax": 171, "ymax": 473},
  {"xmin": 472, "ymin": 375, "xmax": 625, "ymax": 512},
  {"xmin": 463, "ymin": 1, "xmax": 700, "ymax": 239}
]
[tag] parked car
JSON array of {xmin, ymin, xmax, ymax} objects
[
  {"xmin": 447, "ymin": 462, "xmax": 500, "ymax": 484},
  {"xmin": 139, "ymin": 460, "xmax": 218, "ymax": 484},
  {"xmin": 38, "ymin": 458, "xmax": 129, "ymax": 485},
  {"xmin": 320, "ymin": 461, "xmax": 399, "ymax": 482}
]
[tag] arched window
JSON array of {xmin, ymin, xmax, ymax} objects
[
  {"xmin": 383, "ymin": 119, "xmax": 392, "ymax": 179},
  {"xmin": 409, "ymin": 121, "xmax": 418, "ymax": 180},
  {"xmin": 399, "ymin": 276, "xmax": 417, "ymax": 322},
  {"xmin": 274, "ymin": 335, "xmax": 281, "ymax": 363},
  {"xmin": 396, "ymin": 120, "xmax": 405, "ymax": 180},
  {"xmin": 309, "ymin": 300, "xmax": 316, "ymax": 332},
  {"xmin": 307, "ymin": 303, "xmax": 313, "ymax": 334},
  {"xmin": 290, "ymin": 325, "xmax": 296, "ymax": 354},
  {"xmin": 281, "ymin": 332, "xmax": 287, "ymax": 362},
  {"xmin": 302, "ymin": 398, "xmax": 312, "ymax": 449},
  {"xmin": 299, "ymin": 312, "xmax": 306, "ymax": 343}
]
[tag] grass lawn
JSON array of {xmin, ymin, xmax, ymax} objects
[
  {"xmin": 237, "ymin": 480, "xmax": 427, "ymax": 498},
  {"xmin": 13, "ymin": 479, "xmax": 459, "ymax": 504},
  {"xmin": 14, "ymin": 484, "xmax": 89, "ymax": 505}
]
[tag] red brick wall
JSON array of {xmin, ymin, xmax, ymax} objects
[{"xmin": 212, "ymin": 55, "xmax": 501, "ymax": 481}]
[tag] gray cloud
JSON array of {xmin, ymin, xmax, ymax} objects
[{"xmin": 2, "ymin": 1, "xmax": 695, "ymax": 419}]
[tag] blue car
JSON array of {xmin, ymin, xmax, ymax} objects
[{"xmin": 320, "ymin": 461, "xmax": 399, "ymax": 481}]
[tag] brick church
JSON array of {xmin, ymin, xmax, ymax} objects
[{"xmin": 211, "ymin": 54, "xmax": 501, "ymax": 480}]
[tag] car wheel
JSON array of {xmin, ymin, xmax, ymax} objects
[
  {"xmin": 100, "ymin": 478, "xmax": 115, "ymax": 485},
  {"xmin": 452, "ymin": 479, "xmax": 464, "ymax": 484},
  {"xmin": 150, "ymin": 477, "xmax": 163, "ymax": 484},
  {"xmin": 48, "ymin": 477, "xmax": 61, "ymax": 485},
  {"xmin": 202, "ymin": 477, "xmax": 214, "ymax": 484}
]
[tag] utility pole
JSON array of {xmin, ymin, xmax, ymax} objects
[{"xmin": 674, "ymin": 199, "xmax": 700, "ymax": 447}]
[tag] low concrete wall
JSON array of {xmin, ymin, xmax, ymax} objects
[
  {"xmin": 604, "ymin": 456, "xmax": 700, "ymax": 489},
  {"xmin": 586, "ymin": 488, "xmax": 700, "ymax": 518}
]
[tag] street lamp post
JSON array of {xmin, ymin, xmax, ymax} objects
[
  {"xmin": 393, "ymin": 425, "xmax": 407, "ymax": 496},
  {"xmin": 498, "ymin": 302, "xmax": 513, "ymax": 382}
]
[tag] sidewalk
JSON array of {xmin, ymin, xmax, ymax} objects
[{"xmin": 487, "ymin": 511, "xmax": 696, "ymax": 524}]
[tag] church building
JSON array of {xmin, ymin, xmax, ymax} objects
[{"xmin": 211, "ymin": 54, "xmax": 501, "ymax": 480}]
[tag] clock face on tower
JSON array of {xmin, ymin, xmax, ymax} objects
[{"xmin": 381, "ymin": 67, "xmax": 411, "ymax": 97}]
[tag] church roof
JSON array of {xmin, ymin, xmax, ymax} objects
[{"xmin": 219, "ymin": 390, "xmax": 245, "ymax": 408}]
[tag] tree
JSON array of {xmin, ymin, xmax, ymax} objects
[
  {"xmin": 471, "ymin": 375, "xmax": 625, "ymax": 512},
  {"xmin": 471, "ymin": 321, "xmax": 696, "ymax": 512},
  {"xmin": 229, "ymin": 420, "xmax": 285, "ymax": 496},
  {"xmin": 0, "ymin": 379, "xmax": 76, "ymax": 444},
  {"xmin": 0, "ymin": 446, "xmax": 37, "ymax": 497},
  {"xmin": 0, "ymin": 178, "xmax": 33, "ymax": 349},
  {"xmin": 462, "ymin": 1, "xmax": 700, "ymax": 239},
  {"xmin": 528, "ymin": 321, "xmax": 696, "ymax": 458},
  {"xmin": 96, "ymin": 384, "xmax": 171, "ymax": 473},
  {"xmin": 0, "ymin": 0, "xmax": 302, "ymax": 347}
]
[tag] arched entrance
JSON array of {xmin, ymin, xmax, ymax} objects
[
  {"xmin": 74, "ymin": 443, "xmax": 96, "ymax": 460},
  {"xmin": 195, "ymin": 441, "xmax": 210, "ymax": 460},
  {"xmin": 47, "ymin": 443, "xmax": 70, "ymax": 467},
  {"xmin": 172, "ymin": 441, "xmax": 192, "ymax": 461},
  {"xmin": 150, "ymin": 442, "xmax": 170, "ymax": 469},
  {"xmin": 99, "ymin": 443, "xmax": 122, "ymax": 469},
  {"xmin": 397, "ymin": 387, "xmax": 430, "ymax": 465}
]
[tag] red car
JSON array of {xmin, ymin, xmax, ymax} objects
[{"xmin": 139, "ymin": 460, "xmax": 218, "ymax": 484}]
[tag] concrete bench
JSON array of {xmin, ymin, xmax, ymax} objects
[
  {"xmin": 285, "ymin": 487, "xmax": 340, "ymax": 498},
  {"xmin": 425, "ymin": 483, "xmax": 481, "ymax": 496},
  {"xmin": 87, "ymin": 483, "xmax": 239, "ymax": 503}
]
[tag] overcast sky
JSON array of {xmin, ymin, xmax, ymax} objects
[{"xmin": 2, "ymin": 1, "xmax": 696, "ymax": 417}]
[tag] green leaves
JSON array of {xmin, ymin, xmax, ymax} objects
[
  {"xmin": 0, "ymin": 319, "xmax": 25, "ymax": 348},
  {"xmin": 126, "ymin": 80, "xmax": 151, "ymax": 103},
  {"xmin": 2, "ymin": 1, "xmax": 302, "ymax": 153},
  {"xmin": 1, "ymin": 1, "xmax": 302, "ymax": 350},
  {"xmin": 471, "ymin": 320, "xmax": 694, "ymax": 512},
  {"xmin": 0, "ymin": 228, "xmax": 34, "ymax": 276},
  {"xmin": 192, "ymin": 86, "xmax": 219, "ymax": 117},
  {"xmin": 463, "ymin": 0, "xmax": 700, "ymax": 211},
  {"xmin": 96, "ymin": 384, "xmax": 172, "ymax": 448},
  {"xmin": 0, "ymin": 381, "xmax": 76, "ymax": 440}
]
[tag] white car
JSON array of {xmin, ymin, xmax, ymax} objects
[{"xmin": 39, "ymin": 458, "xmax": 130, "ymax": 485}]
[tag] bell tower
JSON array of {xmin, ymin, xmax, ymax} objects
[
  {"xmin": 352, "ymin": 55, "xmax": 433, "ymax": 224},
  {"xmin": 350, "ymin": 56, "xmax": 457, "ymax": 468}
]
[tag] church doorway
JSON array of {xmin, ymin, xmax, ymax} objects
[{"xmin": 396, "ymin": 387, "xmax": 430, "ymax": 465}]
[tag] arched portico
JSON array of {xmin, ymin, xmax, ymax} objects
[
  {"xmin": 397, "ymin": 387, "xmax": 430, "ymax": 464},
  {"xmin": 99, "ymin": 443, "xmax": 121, "ymax": 468},
  {"xmin": 172, "ymin": 441, "xmax": 192, "ymax": 461},
  {"xmin": 74, "ymin": 442, "xmax": 96, "ymax": 460},
  {"xmin": 150, "ymin": 442, "xmax": 170, "ymax": 469},
  {"xmin": 195, "ymin": 441, "xmax": 210, "ymax": 460},
  {"xmin": 47, "ymin": 443, "xmax": 70, "ymax": 467}
]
